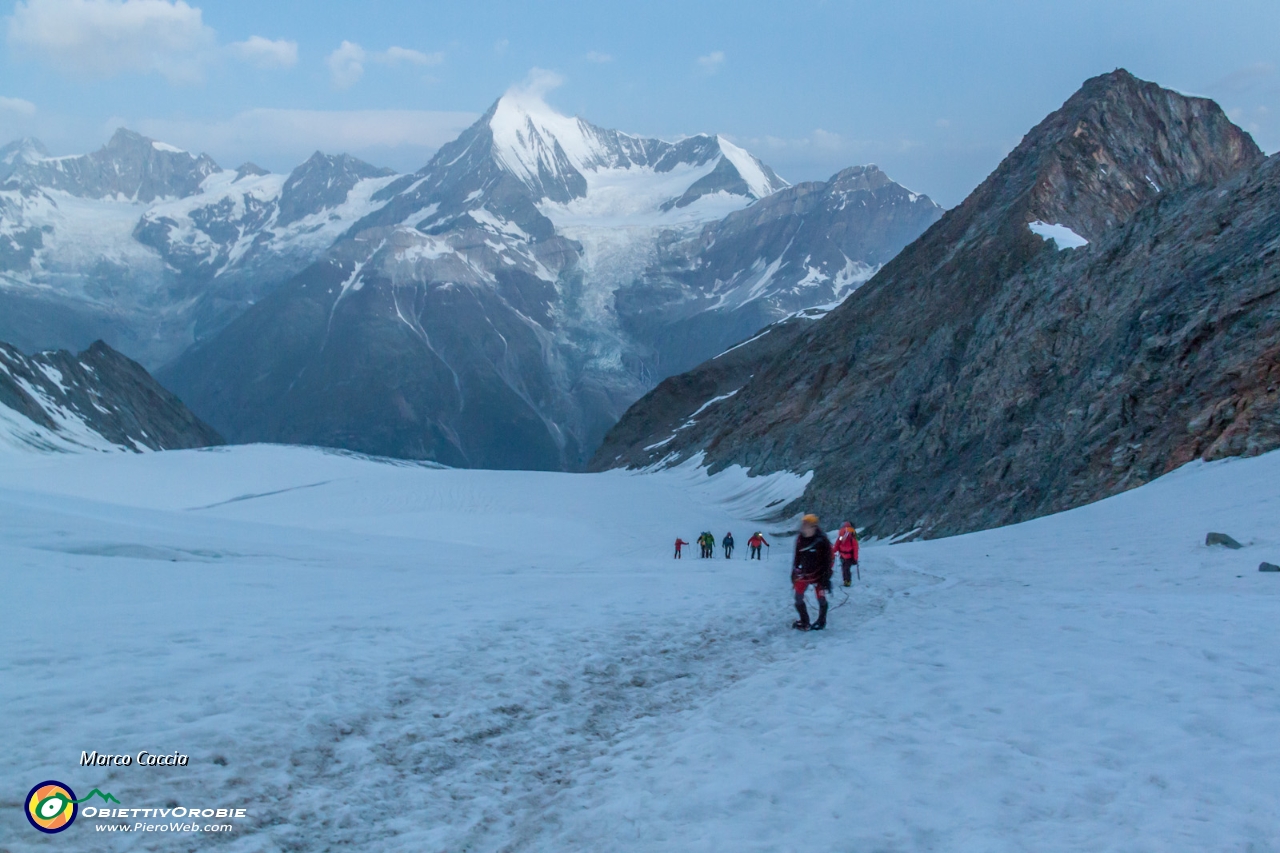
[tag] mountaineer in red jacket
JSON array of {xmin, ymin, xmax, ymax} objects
[
  {"xmin": 833, "ymin": 521, "xmax": 860, "ymax": 586},
  {"xmin": 792, "ymin": 514, "xmax": 834, "ymax": 631},
  {"xmin": 674, "ymin": 538, "xmax": 689, "ymax": 559},
  {"xmin": 747, "ymin": 532, "xmax": 769, "ymax": 560}
]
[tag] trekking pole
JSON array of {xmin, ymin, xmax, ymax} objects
[{"xmin": 856, "ymin": 562, "xmax": 860, "ymax": 581}]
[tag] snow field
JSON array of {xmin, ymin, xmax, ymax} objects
[{"xmin": 1, "ymin": 445, "xmax": 1278, "ymax": 851}]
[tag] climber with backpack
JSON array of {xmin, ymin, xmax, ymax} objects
[
  {"xmin": 791, "ymin": 514, "xmax": 834, "ymax": 631},
  {"xmin": 699, "ymin": 531, "xmax": 715, "ymax": 558},
  {"xmin": 748, "ymin": 531, "xmax": 769, "ymax": 560},
  {"xmin": 833, "ymin": 521, "xmax": 860, "ymax": 586},
  {"xmin": 722, "ymin": 532, "xmax": 735, "ymax": 559}
]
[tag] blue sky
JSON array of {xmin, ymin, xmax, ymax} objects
[{"xmin": 2, "ymin": 0, "xmax": 1278, "ymax": 206}]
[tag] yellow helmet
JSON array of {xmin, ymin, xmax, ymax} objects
[{"xmin": 802, "ymin": 513, "xmax": 819, "ymax": 525}]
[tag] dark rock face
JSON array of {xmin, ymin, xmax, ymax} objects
[
  {"xmin": 590, "ymin": 315, "xmax": 818, "ymax": 471},
  {"xmin": 158, "ymin": 238, "xmax": 581, "ymax": 468},
  {"xmin": 1206, "ymin": 532, "xmax": 1244, "ymax": 549},
  {"xmin": 3, "ymin": 128, "xmax": 219, "ymax": 201},
  {"xmin": 617, "ymin": 165, "xmax": 943, "ymax": 377},
  {"xmin": 0, "ymin": 340, "xmax": 223, "ymax": 451},
  {"xmin": 593, "ymin": 70, "xmax": 1275, "ymax": 539}
]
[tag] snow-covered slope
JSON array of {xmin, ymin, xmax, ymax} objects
[
  {"xmin": 616, "ymin": 164, "xmax": 944, "ymax": 375},
  {"xmin": 0, "ymin": 339, "xmax": 222, "ymax": 454},
  {"xmin": 1, "ymin": 443, "xmax": 1277, "ymax": 850}
]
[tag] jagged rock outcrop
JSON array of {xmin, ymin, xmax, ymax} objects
[
  {"xmin": 0, "ymin": 340, "xmax": 223, "ymax": 452},
  {"xmin": 592, "ymin": 70, "xmax": 1276, "ymax": 538}
]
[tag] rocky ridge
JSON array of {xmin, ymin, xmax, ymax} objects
[
  {"xmin": 591, "ymin": 70, "xmax": 1276, "ymax": 538},
  {"xmin": 0, "ymin": 339, "xmax": 223, "ymax": 453}
]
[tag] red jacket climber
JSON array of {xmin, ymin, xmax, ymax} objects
[{"xmin": 833, "ymin": 521, "xmax": 859, "ymax": 586}]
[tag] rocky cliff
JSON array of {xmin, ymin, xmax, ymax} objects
[
  {"xmin": 0, "ymin": 340, "xmax": 223, "ymax": 453},
  {"xmin": 591, "ymin": 70, "xmax": 1276, "ymax": 538}
]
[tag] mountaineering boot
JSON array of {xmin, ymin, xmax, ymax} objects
[
  {"xmin": 812, "ymin": 599, "xmax": 828, "ymax": 631},
  {"xmin": 843, "ymin": 580, "xmax": 852, "ymax": 587},
  {"xmin": 794, "ymin": 598, "xmax": 810, "ymax": 631}
]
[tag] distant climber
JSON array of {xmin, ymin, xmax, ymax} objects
[
  {"xmin": 674, "ymin": 538, "xmax": 689, "ymax": 559},
  {"xmin": 699, "ymin": 531, "xmax": 715, "ymax": 559},
  {"xmin": 722, "ymin": 532, "xmax": 735, "ymax": 559},
  {"xmin": 748, "ymin": 532, "xmax": 769, "ymax": 560},
  {"xmin": 833, "ymin": 521, "xmax": 860, "ymax": 586},
  {"xmin": 791, "ymin": 514, "xmax": 834, "ymax": 631}
]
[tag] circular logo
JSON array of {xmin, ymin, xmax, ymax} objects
[{"xmin": 25, "ymin": 781, "xmax": 78, "ymax": 833}]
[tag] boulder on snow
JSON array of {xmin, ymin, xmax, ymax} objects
[
  {"xmin": 1206, "ymin": 532, "xmax": 1244, "ymax": 549},
  {"xmin": 1259, "ymin": 562, "xmax": 1280, "ymax": 572}
]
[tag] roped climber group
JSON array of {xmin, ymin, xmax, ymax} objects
[
  {"xmin": 789, "ymin": 516, "xmax": 860, "ymax": 631},
  {"xmin": 675, "ymin": 530, "xmax": 757, "ymax": 559},
  {"xmin": 672, "ymin": 515, "xmax": 861, "ymax": 633}
]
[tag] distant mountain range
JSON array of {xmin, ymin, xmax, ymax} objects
[
  {"xmin": 0, "ymin": 129, "xmax": 398, "ymax": 367},
  {"xmin": 1, "ymin": 90, "xmax": 939, "ymax": 469},
  {"xmin": 592, "ymin": 70, "xmax": 1280, "ymax": 539},
  {"xmin": 148, "ymin": 91, "xmax": 938, "ymax": 469}
]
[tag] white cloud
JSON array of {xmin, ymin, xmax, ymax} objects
[
  {"xmin": 327, "ymin": 40, "xmax": 366, "ymax": 89},
  {"xmin": 382, "ymin": 45, "xmax": 442, "ymax": 66},
  {"xmin": 696, "ymin": 50, "xmax": 725, "ymax": 74},
  {"xmin": 6, "ymin": 0, "xmax": 216, "ymax": 83},
  {"xmin": 493, "ymin": 38, "xmax": 508, "ymax": 55},
  {"xmin": 0, "ymin": 96, "xmax": 37, "ymax": 115},
  {"xmin": 506, "ymin": 67, "xmax": 565, "ymax": 103},
  {"xmin": 133, "ymin": 108, "xmax": 479, "ymax": 168},
  {"xmin": 585, "ymin": 51, "xmax": 612, "ymax": 64},
  {"xmin": 327, "ymin": 41, "xmax": 444, "ymax": 88},
  {"xmin": 230, "ymin": 35, "xmax": 297, "ymax": 69}
]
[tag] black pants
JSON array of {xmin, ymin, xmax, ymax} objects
[
  {"xmin": 840, "ymin": 555, "xmax": 856, "ymax": 584},
  {"xmin": 750, "ymin": 545, "xmax": 761, "ymax": 559},
  {"xmin": 724, "ymin": 545, "xmax": 733, "ymax": 558}
]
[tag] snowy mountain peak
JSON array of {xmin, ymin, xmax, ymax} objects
[
  {"xmin": 715, "ymin": 135, "xmax": 780, "ymax": 200},
  {"xmin": 1, "ymin": 127, "xmax": 220, "ymax": 201},
  {"xmin": 488, "ymin": 89, "xmax": 608, "ymax": 192},
  {"xmin": 475, "ymin": 87, "xmax": 785, "ymax": 212}
]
